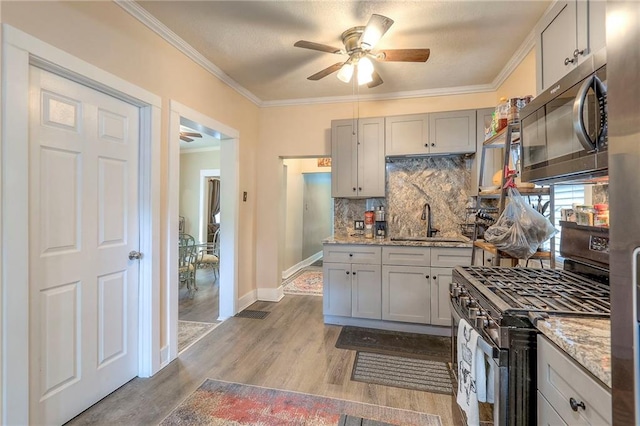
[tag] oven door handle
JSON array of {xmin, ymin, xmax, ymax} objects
[{"xmin": 572, "ymin": 74, "xmax": 607, "ymax": 153}]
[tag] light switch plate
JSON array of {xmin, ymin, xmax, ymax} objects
[{"xmin": 354, "ymin": 220, "xmax": 364, "ymax": 231}]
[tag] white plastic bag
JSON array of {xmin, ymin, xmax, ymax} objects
[{"xmin": 484, "ymin": 188, "xmax": 557, "ymax": 259}]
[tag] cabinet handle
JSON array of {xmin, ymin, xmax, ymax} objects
[
  {"xmin": 573, "ymin": 48, "xmax": 585, "ymax": 58},
  {"xmin": 569, "ymin": 397, "xmax": 586, "ymax": 412},
  {"xmin": 431, "ymin": 143, "xmax": 435, "ymax": 147},
  {"xmin": 425, "ymin": 275, "xmax": 430, "ymax": 279},
  {"xmin": 358, "ymin": 187, "xmax": 362, "ymax": 191},
  {"xmin": 352, "ymin": 187, "xmax": 356, "ymax": 191},
  {"xmin": 352, "ymin": 271, "xmax": 357, "ymax": 276},
  {"xmin": 432, "ymin": 276, "xmax": 436, "ymax": 280},
  {"xmin": 424, "ymin": 143, "xmax": 429, "ymax": 147},
  {"xmin": 564, "ymin": 57, "xmax": 576, "ymax": 66},
  {"xmin": 349, "ymin": 253, "xmax": 353, "ymax": 257},
  {"xmin": 346, "ymin": 271, "xmax": 350, "ymax": 275}
]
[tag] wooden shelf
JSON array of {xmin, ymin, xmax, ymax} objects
[
  {"xmin": 474, "ymin": 241, "xmax": 552, "ymax": 266},
  {"xmin": 482, "ymin": 124, "xmax": 520, "ymax": 148},
  {"xmin": 478, "ymin": 187, "xmax": 551, "ymax": 197}
]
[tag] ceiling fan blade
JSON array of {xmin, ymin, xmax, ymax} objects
[
  {"xmin": 367, "ymin": 70, "xmax": 384, "ymax": 88},
  {"xmin": 180, "ymin": 135, "xmax": 194, "ymax": 143},
  {"xmin": 307, "ymin": 62, "xmax": 344, "ymax": 81},
  {"xmin": 360, "ymin": 14, "xmax": 394, "ymax": 49},
  {"xmin": 181, "ymin": 132, "xmax": 202, "ymax": 138},
  {"xmin": 294, "ymin": 40, "xmax": 343, "ymax": 54},
  {"xmin": 376, "ymin": 48, "xmax": 431, "ymax": 62}
]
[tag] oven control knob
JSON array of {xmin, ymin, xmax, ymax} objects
[
  {"xmin": 469, "ymin": 307, "xmax": 479, "ymax": 319},
  {"xmin": 459, "ymin": 296, "xmax": 470, "ymax": 306},
  {"xmin": 452, "ymin": 287, "xmax": 461, "ymax": 297}
]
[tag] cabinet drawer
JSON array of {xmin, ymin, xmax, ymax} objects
[
  {"xmin": 323, "ymin": 245, "xmax": 381, "ymax": 264},
  {"xmin": 537, "ymin": 335, "xmax": 611, "ymax": 425},
  {"xmin": 431, "ymin": 247, "xmax": 471, "ymax": 268},
  {"xmin": 382, "ymin": 246, "xmax": 430, "ymax": 266}
]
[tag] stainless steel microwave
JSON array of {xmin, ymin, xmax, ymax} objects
[{"xmin": 520, "ymin": 49, "xmax": 607, "ymax": 184}]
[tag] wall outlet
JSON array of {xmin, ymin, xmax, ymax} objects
[{"xmin": 354, "ymin": 220, "xmax": 364, "ymax": 231}]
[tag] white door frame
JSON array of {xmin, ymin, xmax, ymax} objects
[
  {"xmin": 168, "ymin": 101, "xmax": 239, "ymax": 362},
  {"xmin": 1, "ymin": 25, "xmax": 162, "ymax": 425},
  {"xmin": 199, "ymin": 170, "xmax": 220, "ymax": 244}
]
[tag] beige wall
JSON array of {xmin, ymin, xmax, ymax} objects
[
  {"xmin": 179, "ymin": 150, "xmax": 221, "ymax": 239},
  {"xmin": 1, "ymin": 1, "xmax": 260, "ymax": 344},
  {"xmin": 496, "ymin": 48, "xmax": 537, "ymax": 100}
]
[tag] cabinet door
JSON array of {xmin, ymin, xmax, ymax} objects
[
  {"xmin": 331, "ymin": 119, "xmax": 358, "ymax": 198},
  {"xmin": 382, "ymin": 265, "xmax": 430, "ymax": 324},
  {"xmin": 430, "ymin": 267, "xmax": 452, "ymax": 326},
  {"xmin": 538, "ymin": 392, "xmax": 568, "ymax": 426},
  {"xmin": 385, "ymin": 114, "xmax": 429, "ymax": 156},
  {"xmin": 431, "ymin": 247, "xmax": 472, "ymax": 268},
  {"xmin": 357, "ymin": 117, "xmax": 385, "ymax": 198},
  {"xmin": 578, "ymin": 0, "xmax": 606, "ymax": 63},
  {"xmin": 323, "ymin": 263, "xmax": 352, "ymax": 316},
  {"xmin": 382, "ymin": 246, "xmax": 430, "ymax": 267},
  {"xmin": 429, "ymin": 109, "xmax": 476, "ymax": 154},
  {"xmin": 351, "ymin": 264, "xmax": 382, "ymax": 319},
  {"xmin": 537, "ymin": 0, "xmax": 578, "ymax": 92}
]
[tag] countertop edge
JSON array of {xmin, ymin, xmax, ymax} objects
[
  {"xmin": 322, "ymin": 235, "xmax": 473, "ymax": 248},
  {"xmin": 536, "ymin": 316, "xmax": 611, "ymax": 389}
]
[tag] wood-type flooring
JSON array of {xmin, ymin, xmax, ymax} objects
[{"xmin": 67, "ymin": 294, "xmax": 460, "ymax": 425}]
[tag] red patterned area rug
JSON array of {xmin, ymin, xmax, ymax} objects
[
  {"xmin": 160, "ymin": 379, "xmax": 442, "ymax": 425},
  {"xmin": 282, "ymin": 266, "xmax": 323, "ymax": 296}
]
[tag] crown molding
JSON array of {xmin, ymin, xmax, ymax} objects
[
  {"xmin": 261, "ymin": 83, "xmax": 496, "ymax": 107},
  {"xmin": 114, "ymin": 0, "xmax": 262, "ymax": 106},
  {"xmin": 116, "ymin": 0, "xmax": 534, "ymax": 109},
  {"xmin": 180, "ymin": 146, "xmax": 221, "ymax": 154}
]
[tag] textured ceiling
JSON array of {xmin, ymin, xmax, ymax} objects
[{"xmin": 136, "ymin": 1, "xmax": 551, "ymax": 103}]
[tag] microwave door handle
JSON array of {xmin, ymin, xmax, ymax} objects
[{"xmin": 573, "ymin": 75, "xmax": 606, "ymax": 153}]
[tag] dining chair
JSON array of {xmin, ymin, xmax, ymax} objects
[
  {"xmin": 178, "ymin": 233, "xmax": 197, "ymax": 293},
  {"xmin": 196, "ymin": 228, "xmax": 220, "ymax": 279}
]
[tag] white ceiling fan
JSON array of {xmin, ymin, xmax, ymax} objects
[
  {"xmin": 179, "ymin": 131, "xmax": 202, "ymax": 143},
  {"xmin": 294, "ymin": 14, "xmax": 431, "ymax": 88}
]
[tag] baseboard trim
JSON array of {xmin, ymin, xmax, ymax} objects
[
  {"xmin": 237, "ymin": 289, "xmax": 258, "ymax": 312},
  {"xmin": 257, "ymin": 286, "xmax": 284, "ymax": 302},
  {"xmin": 323, "ymin": 315, "xmax": 451, "ymax": 336},
  {"xmin": 282, "ymin": 251, "xmax": 322, "ymax": 279}
]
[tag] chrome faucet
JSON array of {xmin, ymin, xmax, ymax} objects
[{"xmin": 421, "ymin": 203, "xmax": 438, "ymax": 237}]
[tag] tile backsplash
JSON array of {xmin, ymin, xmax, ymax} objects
[{"xmin": 334, "ymin": 156, "xmax": 472, "ymax": 237}]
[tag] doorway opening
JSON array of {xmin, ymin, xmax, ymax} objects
[
  {"xmin": 281, "ymin": 157, "xmax": 333, "ymax": 297},
  {"xmin": 168, "ymin": 101, "xmax": 239, "ymax": 364}
]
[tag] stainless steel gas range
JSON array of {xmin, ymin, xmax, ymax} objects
[{"xmin": 450, "ymin": 266, "xmax": 610, "ymax": 425}]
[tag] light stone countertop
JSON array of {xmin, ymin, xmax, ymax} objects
[
  {"xmin": 536, "ymin": 316, "xmax": 611, "ymax": 388},
  {"xmin": 322, "ymin": 234, "xmax": 473, "ymax": 248}
]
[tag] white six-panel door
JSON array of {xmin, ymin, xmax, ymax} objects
[{"xmin": 28, "ymin": 67, "xmax": 140, "ymax": 425}]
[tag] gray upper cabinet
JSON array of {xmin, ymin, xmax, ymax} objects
[
  {"xmin": 331, "ymin": 118, "xmax": 385, "ymax": 198},
  {"xmin": 536, "ymin": 0, "xmax": 606, "ymax": 93},
  {"xmin": 429, "ymin": 109, "xmax": 476, "ymax": 154},
  {"xmin": 384, "ymin": 114, "xmax": 429, "ymax": 156}
]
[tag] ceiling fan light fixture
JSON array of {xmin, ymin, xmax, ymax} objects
[
  {"xmin": 356, "ymin": 57, "xmax": 374, "ymax": 85},
  {"xmin": 337, "ymin": 62, "xmax": 354, "ymax": 83}
]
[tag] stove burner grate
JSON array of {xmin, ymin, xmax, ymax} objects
[{"xmin": 460, "ymin": 266, "xmax": 610, "ymax": 316}]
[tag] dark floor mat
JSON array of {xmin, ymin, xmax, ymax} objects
[
  {"xmin": 335, "ymin": 326, "xmax": 451, "ymax": 361},
  {"xmin": 234, "ymin": 309, "xmax": 270, "ymax": 319}
]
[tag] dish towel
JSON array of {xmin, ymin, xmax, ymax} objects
[{"xmin": 457, "ymin": 318, "xmax": 480, "ymax": 426}]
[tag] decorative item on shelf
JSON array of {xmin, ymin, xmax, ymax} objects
[{"xmin": 364, "ymin": 210, "xmax": 375, "ymax": 238}]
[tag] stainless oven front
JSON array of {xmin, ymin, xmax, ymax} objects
[{"xmin": 450, "ymin": 299, "xmax": 508, "ymax": 426}]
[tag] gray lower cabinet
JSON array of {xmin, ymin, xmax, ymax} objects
[
  {"xmin": 382, "ymin": 265, "xmax": 431, "ymax": 324},
  {"xmin": 323, "ymin": 243, "xmax": 470, "ymax": 326},
  {"xmin": 537, "ymin": 335, "xmax": 611, "ymax": 426},
  {"xmin": 351, "ymin": 263, "xmax": 382, "ymax": 319},
  {"xmin": 323, "ymin": 245, "xmax": 381, "ymax": 318},
  {"xmin": 430, "ymin": 267, "xmax": 452, "ymax": 326}
]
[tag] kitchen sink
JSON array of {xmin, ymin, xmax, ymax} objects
[{"xmin": 390, "ymin": 236, "xmax": 468, "ymax": 243}]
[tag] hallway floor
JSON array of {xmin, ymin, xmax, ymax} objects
[{"xmin": 66, "ymin": 295, "xmax": 458, "ymax": 425}]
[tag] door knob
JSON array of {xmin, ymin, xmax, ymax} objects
[{"xmin": 128, "ymin": 251, "xmax": 142, "ymax": 260}]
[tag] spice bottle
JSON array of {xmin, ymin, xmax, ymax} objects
[{"xmin": 594, "ymin": 204, "xmax": 609, "ymax": 227}]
